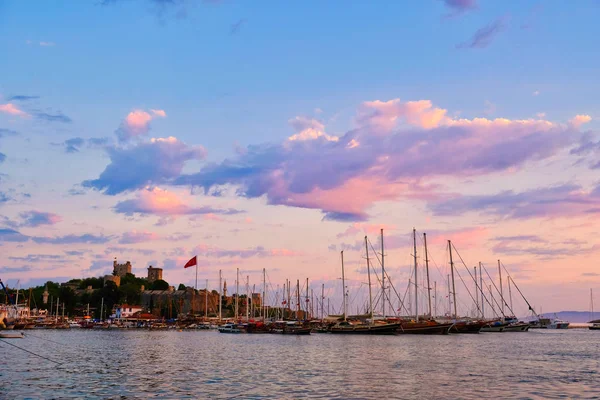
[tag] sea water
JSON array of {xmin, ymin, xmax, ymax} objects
[{"xmin": 1, "ymin": 329, "xmax": 599, "ymax": 399}]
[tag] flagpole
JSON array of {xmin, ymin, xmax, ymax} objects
[{"xmin": 195, "ymin": 255, "xmax": 198, "ymax": 291}]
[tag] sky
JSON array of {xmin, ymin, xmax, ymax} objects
[{"xmin": 1, "ymin": 0, "xmax": 600, "ymax": 317}]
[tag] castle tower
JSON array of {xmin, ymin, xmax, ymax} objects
[{"xmin": 223, "ymin": 280, "xmax": 227, "ymax": 297}]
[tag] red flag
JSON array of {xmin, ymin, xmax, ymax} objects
[{"xmin": 184, "ymin": 256, "xmax": 197, "ymax": 269}]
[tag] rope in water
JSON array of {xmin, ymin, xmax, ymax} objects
[{"xmin": 0, "ymin": 338, "xmax": 62, "ymax": 365}]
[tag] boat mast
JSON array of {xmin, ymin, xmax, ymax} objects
[
  {"xmin": 246, "ymin": 276, "xmax": 249, "ymax": 321},
  {"xmin": 235, "ymin": 268, "xmax": 239, "ymax": 320},
  {"xmin": 365, "ymin": 236, "xmax": 373, "ymax": 321},
  {"xmin": 296, "ymin": 279, "xmax": 301, "ymax": 321},
  {"xmin": 311, "ymin": 289, "xmax": 314, "ymax": 318},
  {"xmin": 287, "ymin": 280, "xmax": 291, "ymax": 318},
  {"xmin": 306, "ymin": 278, "xmax": 309, "ymax": 319},
  {"xmin": 218, "ymin": 270, "xmax": 222, "ymax": 322},
  {"xmin": 381, "ymin": 229, "xmax": 385, "ymax": 319},
  {"xmin": 474, "ymin": 266, "xmax": 479, "ymax": 318},
  {"xmin": 508, "ymin": 274, "xmax": 514, "ymax": 314},
  {"xmin": 424, "ymin": 233, "xmax": 432, "ymax": 318},
  {"xmin": 100, "ymin": 297, "xmax": 103, "ymax": 322},
  {"xmin": 479, "ymin": 262, "xmax": 484, "ymax": 319},
  {"xmin": 448, "ymin": 240, "xmax": 458, "ymax": 319},
  {"xmin": 413, "ymin": 228, "xmax": 418, "ymax": 321},
  {"xmin": 321, "ymin": 283, "xmax": 325, "ymax": 320},
  {"xmin": 341, "ymin": 251, "xmax": 347, "ymax": 322},
  {"xmin": 498, "ymin": 259, "xmax": 505, "ymax": 317},
  {"xmin": 262, "ymin": 268, "xmax": 266, "ymax": 320},
  {"xmin": 447, "ymin": 275, "xmax": 450, "ymax": 317},
  {"xmin": 205, "ymin": 279, "xmax": 209, "ymax": 319}
]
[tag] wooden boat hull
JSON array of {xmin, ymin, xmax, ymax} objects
[
  {"xmin": 329, "ymin": 323, "xmax": 399, "ymax": 335},
  {"xmin": 589, "ymin": 326, "xmax": 600, "ymax": 330},
  {"xmin": 449, "ymin": 321, "xmax": 484, "ymax": 334},
  {"xmin": 397, "ymin": 322, "xmax": 452, "ymax": 335}
]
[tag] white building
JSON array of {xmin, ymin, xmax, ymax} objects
[{"xmin": 113, "ymin": 304, "xmax": 143, "ymax": 319}]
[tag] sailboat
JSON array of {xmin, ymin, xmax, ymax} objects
[
  {"xmin": 328, "ymin": 246, "xmax": 399, "ymax": 334},
  {"xmin": 435, "ymin": 241, "xmax": 485, "ymax": 334},
  {"xmin": 396, "ymin": 230, "xmax": 452, "ymax": 335},
  {"xmin": 590, "ymin": 289, "xmax": 600, "ymax": 330}
]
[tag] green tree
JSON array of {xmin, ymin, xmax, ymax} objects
[
  {"xmin": 177, "ymin": 284, "xmax": 187, "ymax": 291},
  {"xmin": 118, "ymin": 284, "xmax": 141, "ymax": 305},
  {"xmin": 149, "ymin": 279, "xmax": 169, "ymax": 290}
]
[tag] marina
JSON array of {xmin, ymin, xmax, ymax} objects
[{"xmin": 1, "ymin": 328, "xmax": 599, "ymax": 399}]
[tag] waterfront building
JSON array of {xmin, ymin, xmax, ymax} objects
[{"xmin": 113, "ymin": 304, "xmax": 144, "ymax": 319}]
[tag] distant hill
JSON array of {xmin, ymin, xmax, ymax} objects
[{"xmin": 523, "ymin": 311, "xmax": 600, "ymax": 323}]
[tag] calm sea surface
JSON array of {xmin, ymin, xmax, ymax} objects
[{"xmin": 1, "ymin": 329, "xmax": 599, "ymax": 399}]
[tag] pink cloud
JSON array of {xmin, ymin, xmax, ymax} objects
[
  {"xmin": 569, "ymin": 114, "xmax": 592, "ymax": 128},
  {"xmin": 114, "ymin": 187, "xmax": 243, "ymax": 218},
  {"xmin": 177, "ymin": 97, "xmax": 586, "ymax": 221},
  {"xmin": 0, "ymin": 103, "xmax": 28, "ymax": 117},
  {"xmin": 119, "ymin": 230, "xmax": 160, "ymax": 244},
  {"xmin": 116, "ymin": 108, "xmax": 167, "ymax": 142},
  {"xmin": 287, "ymin": 116, "xmax": 338, "ymax": 142},
  {"xmin": 357, "ymin": 99, "xmax": 449, "ymax": 131},
  {"xmin": 150, "ymin": 109, "xmax": 167, "ymax": 118}
]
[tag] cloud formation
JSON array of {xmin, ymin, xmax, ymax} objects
[
  {"xmin": 19, "ymin": 211, "xmax": 62, "ymax": 227},
  {"xmin": 55, "ymin": 137, "xmax": 109, "ymax": 153},
  {"xmin": 32, "ymin": 233, "xmax": 114, "ymax": 245},
  {"xmin": 113, "ymin": 187, "xmax": 242, "ymax": 217},
  {"xmin": 83, "ymin": 137, "xmax": 206, "ymax": 195},
  {"xmin": 0, "ymin": 228, "xmax": 29, "ymax": 243},
  {"xmin": 457, "ymin": 17, "xmax": 506, "ymax": 49},
  {"xmin": 119, "ymin": 230, "xmax": 160, "ymax": 244},
  {"xmin": 35, "ymin": 111, "xmax": 72, "ymax": 123},
  {"xmin": 441, "ymin": 0, "xmax": 477, "ymax": 17},
  {"xmin": 174, "ymin": 98, "xmax": 585, "ymax": 221},
  {"xmin": 0, "ymin": 103, "xmax": 28, "ymax": 117},
  {"xmin": 6, "ymin": 95, "xmax": 39, "ymax": 102},
  {"xmin": 193, "ymin": 244, "xmax": 301, "ymax": 259},
  {"xmin": 116, "ymin": 109, "xmax": 166, "ymax": 143},
  {"xmin": 431, "ymin": 183, "xmax": 600, "ymax": 219}
]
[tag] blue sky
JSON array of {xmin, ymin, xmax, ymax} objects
[{"xmin": 1, "ymin": 0, "xmax": 600, "ymax": 315}]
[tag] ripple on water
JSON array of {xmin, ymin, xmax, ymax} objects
[{"xmin": 1, "ymin": 330, "xmax": 600, "ymax": 399}]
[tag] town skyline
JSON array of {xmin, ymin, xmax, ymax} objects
[{"xmin": 1, "ymin": 0, "xmax": 600, "ymax": 315}]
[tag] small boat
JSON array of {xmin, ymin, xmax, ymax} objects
[
  {"xmin": 504, "ymin": 322, "xmax": 531, "ymax": 332},
  {"xmin": 547, "ymin": 319, "xmax": 570, "ymax": 329},
  {"xmin": 480, "ymin": 320, "xmax": 510, "ymax": 332},
  {"xmin": 589, "ymin": 323, "xmax": 600, "ymax": 330},
  {"xmin": 218, "ymin": 323, "xmax": 242, "ymax": 333},
  {"xmin": 0, "ymin": 331, "xmax": 24, "ymax": 338}
]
